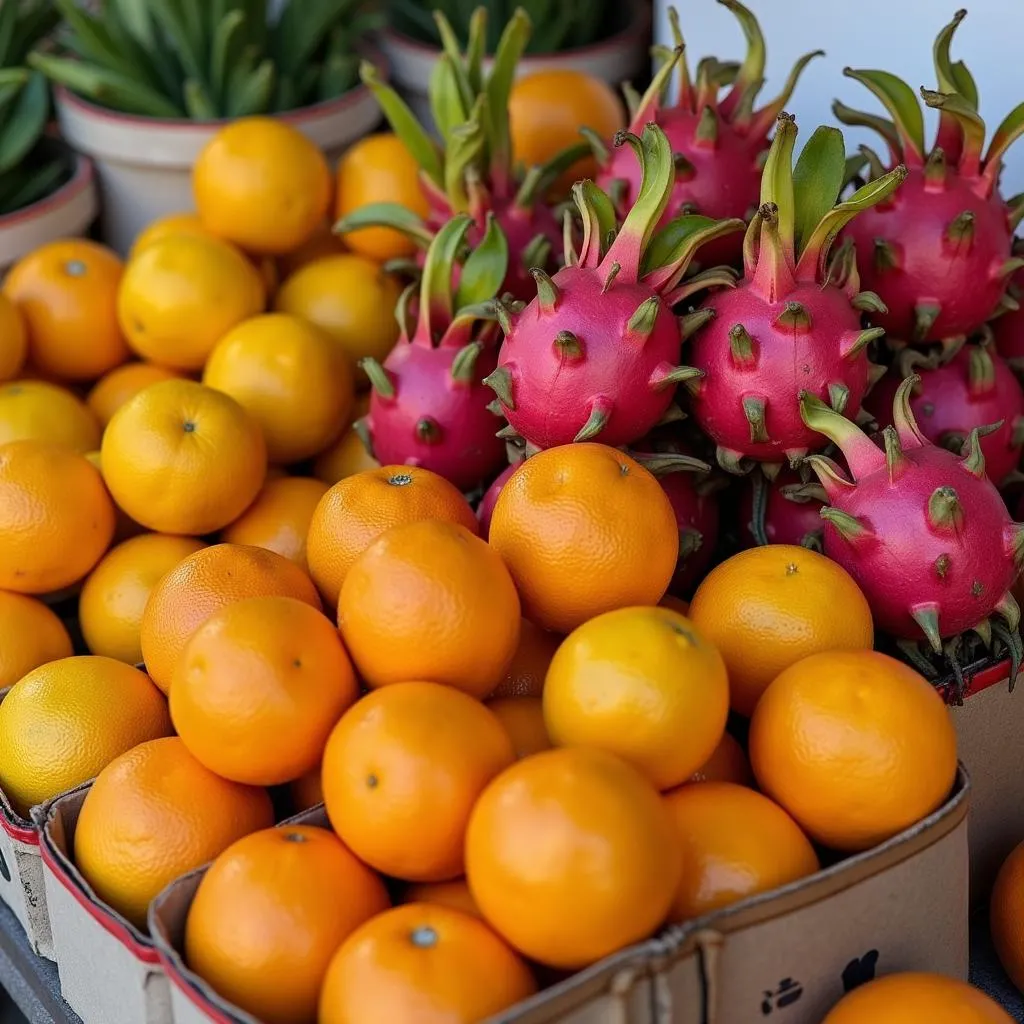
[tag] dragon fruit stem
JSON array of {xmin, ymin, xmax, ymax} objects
[
  {"xmin": 450, "ymin": 341, "xmax": 484, "ymax": 384},
  {"xmin": 911, "ymin": 603, "xmax": 944, "ymax": 654},
  {"xmin": 419, "ymin": 215, "xmax": 474, "ymax": 343},
  {"xmin": 801, "ymin": 454, "xmax": 855, "ymax": 501},
  {"xmin": 1009, "ymin": 194, "xmax": 1024, "ymax": 231},
  {"xmin": 774, "ymin": 301, "xmax": 812, "ymax": 332},
  {"xmin": 530, "ymin": 268, "xmax": 559, "ymax": 312},
  {"xmin": 628, "ymin": 451, "xmax": 712, "ymax": 476},
  {"xmin": 602, "ymin": 262, "xmax": 622, "ymax": 293},
  {"xmin": 743, "ymin": 396, "xmax": 769, "ymax": 443},
  {"xmin": 695, "ymin": 106, "xmax": 719, "ymax": 145},
  {"xmin": 829, "ymin": 383, "xmax": 850, "ymax": 414},
  {"xmin": 626, "ymin": 297, "xmax": 661, "ymax": 343},
  {"xmin": 996, "ymin": 591, "xmax": 1023, "ymax": 632},
  {"xmin": 999, "ymin": 257, "xmax": 1024, "ymax": 280},
  {"xmin": 750, "ymin": 203, "xmax": 797, "ymax": 302},
  {"xmin": 934, "ymin": 553, "xmax": 952, "ymax": 579},
  {"xmin": 799, "ymin": 391, "xmax": 887, "ymax": 478},
  {"xmin": 841, "ymin": 67, "xmax": 925, "ymax": 167},
  {"xmin": 742, "ymin": 204, "xmax": 769, "ymax": 279},
  {"xmin": 360, "ymin": 358, "xmax": 395, "ymax": 400},
  {"xmin": 913, "ymin": 303, "xmax": 941, "ymax": 343},
  {"xmin": 874, "ymin": 239, "xmax": 900, "ymax": 272},
  {"xmin": 416, "ymin": 417, "xmax": 443, "ymax": 444},
  {"xmin": 759, "ymin": 113, "xmax": 797, "ymax": 260},
  {"xmin": 715, "ymin": 0, "xmax": 766, "ymax": 115},
  {"xmin": 850, "ymin": 291, "xmax": 888, "ymax": 314},
  {"xmin": 927, "ymin": 486, "xmax": 964, "ymax": 530},
  {"xmin": 650, "ymin": 364, "xmax": 703, "ymax": 392},
  {"xmin": 628, "ymin": 42, "xmax": 684, "ymax": 132},
  {"xmin": 483, "ymin": 366, "xmax": 515, "ymax": 410},
  {"xmin": 891, "ymin": 374, "xmax": 931, "ymax": 449},
  {"xmin": 882, "ymin": 425, "xmax": 907, "ymax": 482},
  {"xmin": 924, "ymin": 148, "xmax": 947, "ymax": 186},
  {"xmin": 921, "ymin": 88, "xmax": 985, "ymax": 178},
  {"xmin": 553, "ymin": 331, "xmax": 584, "ymax": 361},
  {"xmin": 832, "ymin": 101, "xmax": 902, "ymax": 165},
  {"xmin": 945, "ymin": 211, "xmax": 975, "ymax": 246},
  {"xmin": 574, "ymin": 395, "xmax": 614, "ymax": 442},
  {"xmin": 820, "ymin": 506, "xmax": 874, "ymax": 544},
  {"xmin": 840, "ymin": 327, "xmax": 885, "ymax": 361},
  {"xmin": 960, "ymin": 427, "xmax": 988, "ymax": 478},
  {"xmin": 982, "ymin": 100, "xmax": 1024, "ymax": 195},
  {"xmin": 968, "ymin": 344, "xmax": 996, "ymax": 394},
  {"xmin": 353, "ymin": 417, "xmax": 373, "ymax": 457},
  {"xmin": 749, "ymin": 49, "xmax": 825, "ymax": 139},
  {"xmin": 729, "ymin": 324, "xmax": 757, "ymax": 367},
  {"xmin": 681, "ymin": 309, "xmax": 716, "ymax": 340}
]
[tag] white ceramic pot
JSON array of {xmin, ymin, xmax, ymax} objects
[
  {"xmin": 0, "ymin": 151, "xmax": 98, "ymax": 276},
  {"xmin": 379, "ymin": 1, "xmax": 651, "ymax": 132},
  {"xmin": 53, "ymin": 83, "xmax": 383, "ymax": 257}
]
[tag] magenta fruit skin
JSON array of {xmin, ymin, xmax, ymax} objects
[
  {"xmin": 477, "ymin": 462, "xmax": 519, "ymax": 540},
  {"xmin": 738, "ymin": 470, "xmax": 824, "ymax": 549},
  {"xmin": 993, "ymin": 266, "xmax": 1024, "ymax": 368},
  {"xmin": 657, "ymin": 470, "xmax": 720, "ymax": 596}
]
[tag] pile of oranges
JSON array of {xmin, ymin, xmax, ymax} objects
[{"xmin": 0, "ymin": 102, "xmax": 1009, "ymax": 1024}]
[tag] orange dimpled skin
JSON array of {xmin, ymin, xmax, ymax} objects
[
  {"xmin": 0, "ymin": 293, "xmax": 28, "ymax": 382},
  {"xmin": 86, "ymin": 362, "xmax": 185, "ymax": 427},
  {"xmin": 689, "ymin": 731, "xmax": 753, "ymax": 786},
  {"xmin": 0, "ymin": 593, "xmax": 73, "ymax": 688},
  {"xmin": 0, "ymin": 380, "xmax": 100, "ymax": 453},
  {"xmin": 403, "ymin": 879, "xmax": 481, "ymax": 920},
  {"xmin": 489, "ymin": 619, "xmax": 562, "ymax": 699},
  {"xmin": 307, "ymin": 465, "xmax": 478, "ymax": 607},
  {"xmin": 318, "ymin": 903, "xmax": 536, "ymax": 1024},
  {"xmin": 185, "ymin": 826, "xmax": 390, "ymax": 1024},
  {"xmin": 140, "ymin": 543, "xmax": 322, "ymax": 693},
  {"xmin": 489, "ymin": 444, "xmax": 679, "ymax": 634},
  {"xmin": 991, "ymin": 840, "xmax": 1024, "ymax": 993},
  {"xmin": 465, "ymin": 747, "xmax": 681, "ymax": 970},
  {"xmin": 322, "ymin": 682, "xmax": 515, "ymax": 882},
  {"xmin": 485, "ymin": 698, "xmax": 552, "ymax": 759},
  {"xmin": 749, "ymin": 650, "xmax": 958, "ymax": 852},
  {"xmin": 0, "ymin": 441, "xmax": 115, "ymax": 595},
  {"xmin": 661, "ymin": 782, "xmax": 819, "ymax": 923},
  {"xmin": 338, "ymin": 520, "xmax": 520, "ymax": 698}
]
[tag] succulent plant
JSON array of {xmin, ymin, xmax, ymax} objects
[
  {"xmin": 0, "ymin": 0, "xmax": 67, "ymax": 216},
  {"xmin": 30, "ymin": 0, "xmax": 375, "ymax": 120}
]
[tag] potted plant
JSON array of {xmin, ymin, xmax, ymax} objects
[
  {"xmin": 380, "ymin": 0, "xmax": 651, "ymax": 129},
  {"xmin": 29, "ymin": 0, "xmax": 385, "ymax": 255},
  {"xmin": 0, "ymin": 0, "xmax": 98, "ymax": 275}
]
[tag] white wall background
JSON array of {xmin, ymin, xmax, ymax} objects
[{"xmin": 653, "ymin": 0, "xmax": 1024, "ymax": 201}]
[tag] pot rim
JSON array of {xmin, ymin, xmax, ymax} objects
[{"xmin": 0, "ymin": 149, "xmax": 95, "ymax": 230}]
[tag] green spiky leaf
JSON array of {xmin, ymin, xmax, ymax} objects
[
  {"xmin": 792, "ymin": 126, "xmax": 845, "ymax": 257},
  {"xmin": 456, "ymin": 213, "xmax": 509, "ymax": 310},
  {"xmin": 843, "ymin": 68, "xmax": 925, "ymax": 163}
]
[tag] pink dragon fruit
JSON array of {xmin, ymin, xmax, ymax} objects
[
  {"xmin": 738, "ymin": 469, "xmax": 826, "ymax": 549},
  {"xmin": 483, "ymin": 118, "xmax": 745, "ymax": 451},
  {"xmin": 356, "ymin": 213, "xmax": 508, "ymax": 492},
  {"xmin": 866, "ymin": 341, "xmax": 1024, "ymax": 487},
  {"xmin": 591, "ymin": 0, "xmax": 822, "ymax": 267},
  {"xmin": 686, "ymin": 113, "xmax": 906, "ymax": 474},
  {"xmin": 799, "ymin": 374, "xmax": 1024, "ymax": 660},
  {"xmin": 341, "ymin": 8, "xmax": 581, "ymax": 300},
  {"xmin": 477, "ymin": 462, "xmax": 519, "ymax": 539},
  {"xmin": 835, "ymin": 10, "xmax": 1024, "ymax": 345},
  {"xmin": 993, "ymin": 242, "xmax": 1024, "ymax": 373}
]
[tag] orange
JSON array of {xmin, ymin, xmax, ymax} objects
[
  {"xmin": 544, "ymin": 606, "xmax": 729, "ymax": 790},
  {"xmin": 2, "ymin": 239, "xmax": 130, "ymax": 381},
  {"xmin": 689, "ymin": 731, "xmax": 753, "ymax": 786},
  {"xmin": 322, "ymin": 681, "xmax": 515, "ymax": 881},
  {"xmin": 0, "ymin": 380, "xmax": 101, "ymax": 452},
  {"xmin": 689, "ymin": 545, "xmax": 874, "ymax": 717},
  {"xmin": 185, "ymin": 825, "xmax": 389, "ymax": 1024},
  {"xmin": 0, "ymin": 656, "xmax": 171, "ymax": 817},
  {"xmin": 313, "ymin": 425, "xmax": 379, "ymax": 484},
  {"xmin": 194, "ymin": 117, "xmax": 331, "ymax": 256},
  {"xmin": 0, "ymin": 441, "xmax": 115, "ymax": 594},
  {"xmin": 172, "ymin": 596, "xmax": 358, "ymax": 786},
  {"xmin": 661, "ymin": 781, "xmax": 818, "ymax": 923},
  {"xmin": 334, "ymin": 133, "xmax": 431, "ymax": 262},
  {"xmin": 79, "ymin": 534, "xmax": 207, "ymax": 665},
  {"xmin": 83, "ymin": 449, "xmax": 148, "ymax": 544},
  {"xmin": 0, "ymin": 292, "xmax": 28, "ymax": 381},
  {"xmin": 203, "ymin": 313, "xmax": 354, "ymax": 464},
  {"xmin": 117, "ymin": 232, "xmax": 266, "ymax": 370},
  {"xmin": 403, "ymin": 879, "xmax": 481, "ymax": 920},
  {"xmin": 339, "ymin": 520, "xmax": 521, "ymax": 697},
  {"xmin": 274, "ymin": 255, "xmax": 402, "ymax": 384},
  {"xmin": 306, "ymin": 465, "xmax": 478, "ymax": 607},
  {"xmin": 86, "ymin": 362, "xmax": 185, "ymax": 427},
  {"xmin": 990, "ymin": 839, "xmax": 1024, "ymax": 992},
  {"xmin": 489, "ymin": 619, "xmax": 562, "ymax": 699},
  {"xmin": 277, "ymin": 220, "xmax": 347, "ymax": 280},
  {"xmin": 319, "ymin": 903, "xmax": 536, "ymax": 1024},
  {"xmin": 140, "ymin": 542, "xmax": 321, "ymax": 693},
  {"xmin": 290, "ymin": 766, "xmax": 324, "ymax": 812},
  {"xmin": 490, "ymin": 444, "xmax": 678, "ymax": 633},
  {"xmin": 485, "ymin": 697, "xmax": 552, "ymax": 760},
  {"xmin": 74, "ymin": 737, "xmax": 274, "ymax": 929},
  {"xmin": 0, "ymin": 592, "xmax": 73, "ymax": 688},
  {"xmin": 222, "ymin": 476, "xmax": 329, "ymax": 570},
  {"xmin": 101, "ymin": 379, "xmax": 267, "ymax": 535},
  {"xmin": 509, "ymin": 70, "xmax": 626, "ymax": 195},
  {"xmin": 129, "ymin": 212, "xmax": 214, "ymax": 258},
  {"xmin": 465, "ymin": 746, "xmax": 681, "ymax": 969},
  {"xmin": 821, "ymin": 972, "xmax": 1014, "ymax": 1023},
  {"xmin": 750, "ymin": 650, "xmax": 958, "ymax": 852}
]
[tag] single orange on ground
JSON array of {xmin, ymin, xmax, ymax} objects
[
  {"xmin": 140, "ymin": 542, "xmax": 321, "ymax": 693},
  {"xmin": 466, "ymin": 746, "xmax": 680, "ymax": 969},
  {"xmin": 749, "ymin": 650, "xmax": 958, "ymax": 852},
  {"xmin": 0, "ymin": 380, "xmax": 100, "ymax": 453},
  {"xmin": 172, "ymin": 596, "xmax": 358, "ymax": 786},
  {"xmin": 0, "ymin": 293, "xmax": 28, "ymax": 382},
  {"xmin": 0, "ymin": 441, "xmax": 115, "ymax": 595},
  {"xmin": 322, "ymin": 681, "xmax": 515, "ymax": 882},
  {"xmin": 194, "ymin": 117, "xmax": 331, "ymax": 256},
  {"xmin": 203, "ymin": 312, "xmax": 354, "ymax": 464},
  {"xmin": 661, "ymin": 781, "xmax": 818, "ymax": 923},
  {"xmin": 319, "ymin": 903, "xmax": 535, "ymax": 1024},
  {"xmin": 290, "ymin": 765, "xmax": 324, "ymax": 812},
  {"xmin": 990, "ymin": 839, "xmax": 1024, "ymax": 992},
  {"xmin": 509, "ymin": 70, "xmax": 626, "ymax": 196},
  {"xmin": 185, "ymin": 825, "xmax": 389, "ymax": 1024},
  {"xmin": 0, "ymin": 656, "xmax": 171, "ymax": 817},
  {"xmin": 274, "ymin": 254, "xmax": 401, "ymax": 383},
  {"xmin": 0, "ymin": 592, "xmax": 73, "ymax": 688},
  {"xmin": 821, "ymin": 972, "xmax": 1013, "ymax": 1023},
  {"xmin": 117, "ymin": 232, "xmax": 266, "ymax": 371},
  {"xmin": 338, "ymin": 520, "xmax": 520, "ymax": 697},
  {"xmin": 403, "ymin": 879, "xmax": 481, "ymax": 920},
  {"xmin": 277, "ymin": 220, "xmax": 347, "ymax": 280},
  {"xmin": 544, "ymin": 607, "xmax": 729, "ymax": 791},
  {"xmin": 2, "ymin": 239, "xmax": 130, "ymax": 381},
  {"xmin": 489, "ymin": 618, "xmax": 562, "ymax": 699},
  {"xmin": 101, "ymin": 379, "xmax": 267, "ymax": 536},
  {"xmin": 74, "ymin": 737, "xmax": 273, "ymax": 929},
  {"xmin": 490, "ymin": 444, "xmax": 678, "ymax": 634},
  {"xmin": 689, "ymin": 731, "xmax": 753, "ymax": 786},
  {"xmin": 485, "ymin": 697, "xmax": 552, "ymax": 759},
  {"xmin": 334, "ymin": 133, "xmax": 431, "ymax": 262},
  {"xmin": 79, "ymin": 534, "xmax": 207, "ymax": 665},
  {"xmin": 222, "ymin": 475, "xmax": 328, "ymax": 570},
  {"xmin": 312, "ymin": 425, "xmax": 380, "ymax": 484},
  {"xmin": 307, "ymin": 465, "xmax": 478, "ymax": 607},
  {"xmin": 86, "ymin": 362, "xmax": 185, "ymax": 427},
  {"xmin": 688, "ymin": 545, "xmax": 874, "ymax": 717},
  {"xmin": 129, "ymin": 212, "xmax": 214, "ymax": 258}
]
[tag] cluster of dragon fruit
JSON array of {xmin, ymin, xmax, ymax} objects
[{"xmin": 338, "ymin": 3, "xmax": 1024, "ymax": 688}]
